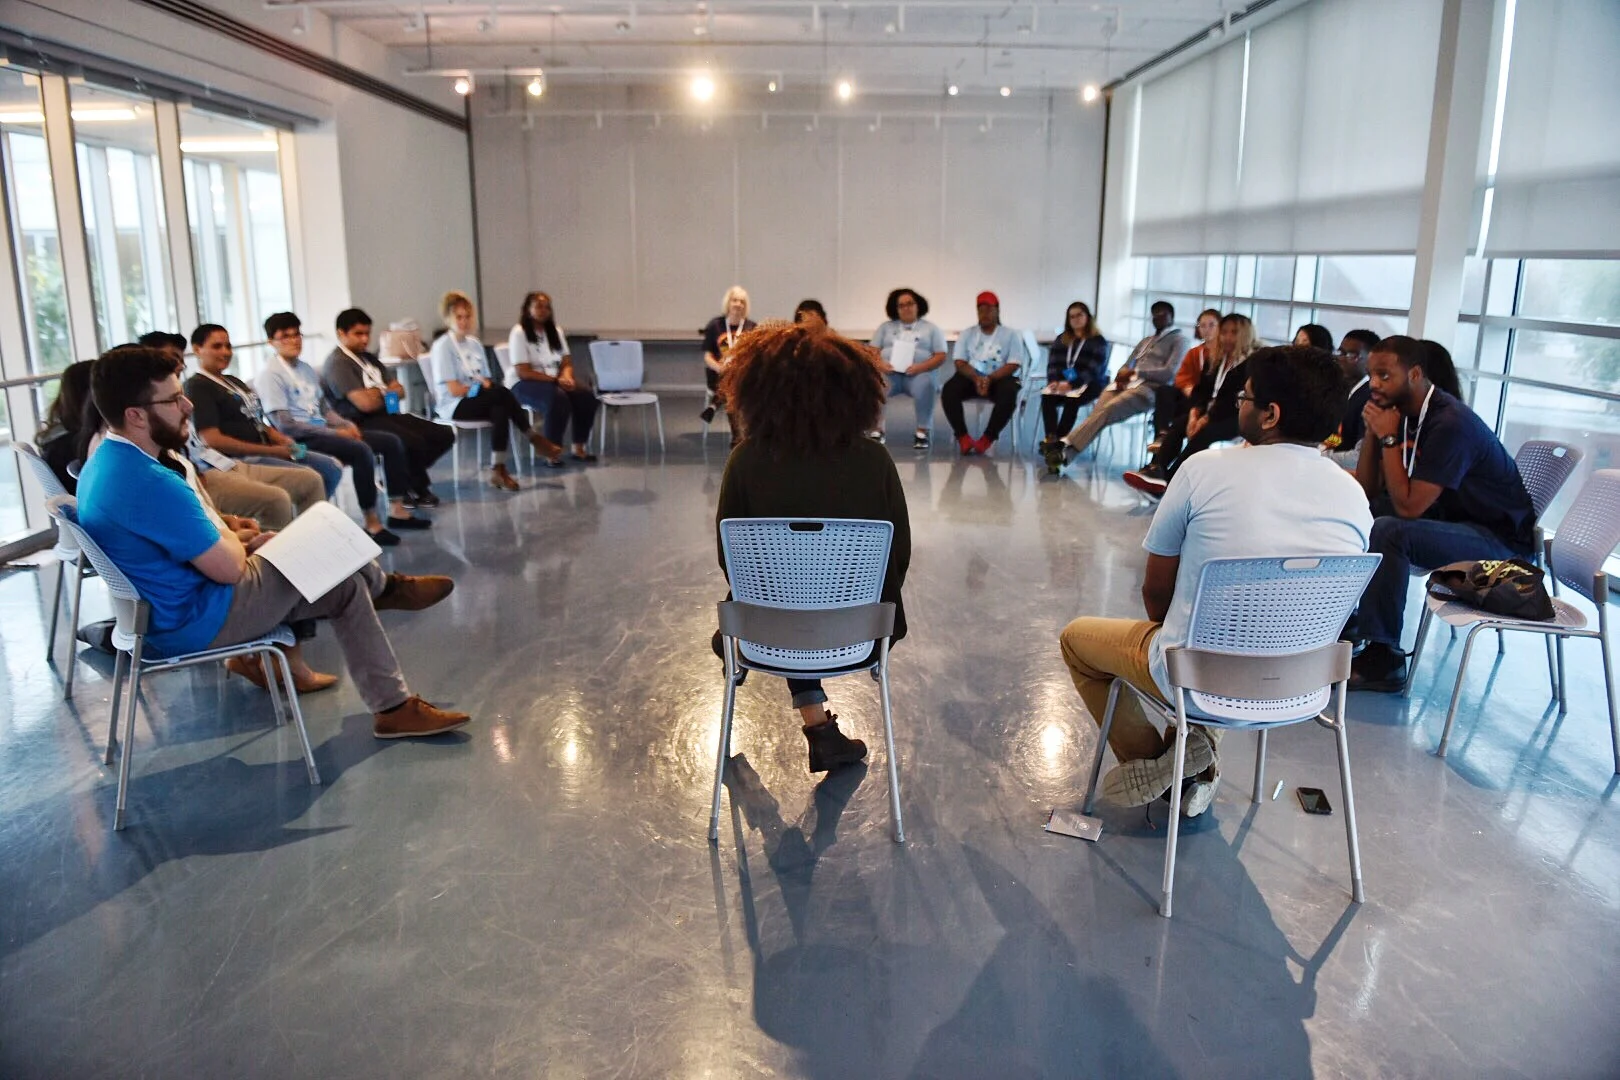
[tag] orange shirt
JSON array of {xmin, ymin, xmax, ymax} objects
[{"xmin": 1175, "ymin": 342, "xmax": 1211, "ymax": 394}]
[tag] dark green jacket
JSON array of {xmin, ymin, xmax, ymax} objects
[{"xmin": 716, "ymin": 438, "xmax": 911, "ymax": 642}]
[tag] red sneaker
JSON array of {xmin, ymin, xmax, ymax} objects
[
  {"xmin": 974, "ymin": 434, "xmax": 995, "ymax": 455},
  {"xmin": 957, "ymin": 433, "xmax": 977, "ymax": 455}
]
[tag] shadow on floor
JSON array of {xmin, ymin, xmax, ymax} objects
[{"xmin": 0, "ymin": 714, "xmax": 403, "ymax": 959}]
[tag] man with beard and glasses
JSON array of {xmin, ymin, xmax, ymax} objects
[
  {"xmin": 1059, "ymin": 346, "xmax": 1371, "ymax": 816},
  {"xmin": 1347, "ymin": 334, "xmax": 1535, "ymax": 691},
  {"xmin": 76, "ymin": 346, "xmax": 472, "ymax": 739}
]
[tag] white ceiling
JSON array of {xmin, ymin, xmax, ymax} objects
[{"xmin": 263, "ymin": 0, "xmax": 1234, "ymax": 99}]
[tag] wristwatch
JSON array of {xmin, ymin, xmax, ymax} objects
[{"xmin": 1379, "ymin": 433, "xmax": 1400, "ymax": 448}]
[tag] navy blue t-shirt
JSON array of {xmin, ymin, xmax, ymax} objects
[{"xmin": 1409, "ymin": 389, "xmax": 1535, "ymax": 552}]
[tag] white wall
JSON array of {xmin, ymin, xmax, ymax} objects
[
  {"xmin": 470, "ymin": 90, "xmax": 1105, "ymax": 340},
  {"xmin": 3, "ymin": 0, "xmax": 475, "ymax": 338}
]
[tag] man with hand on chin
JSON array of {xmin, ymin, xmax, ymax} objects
[
  {"xmin": 1348, "ymin": 335, "xmax": 1535, "ymax": 691},
  {"xmin": 76, "ymin": 346, "xmax": 472, "ymax": 739}
]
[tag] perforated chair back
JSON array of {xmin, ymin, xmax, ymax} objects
[
  {"xmin": 1181, "ymin": 554, "xmax": 1381, "ymax": 723},
  {"xmin": 47, "ymin": 496, "xmax": 145, "ymax": 648},
  {"xmin": 1515, "ymin": 440, "xmax": 1583, "ymax": 518},
  {"xmin": 16, "ymin": 441, "xmax": 79, "ymax": 557},
  {"xmin": 720, "ymin": 518, "xmax": 893, "ymax": 671},
  {"xmin": 1548, "ymin": 469, "xmax": 1620, "ymax": 604},
  {"xmin": 590, "ymin": 341, "xmax": 645, "ymax": 393},
  {"xmin": 494, "ymin": 344, "xmax": 511, "ymax": 377}
]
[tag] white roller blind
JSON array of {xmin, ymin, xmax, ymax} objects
[
  {"xmin": 1484, "ymin": 0, "xmax": 1620, "ymax": 257},
  {"xmin": 1132, "ymin": 0, "xmax": 1442, "ymax": 256}
]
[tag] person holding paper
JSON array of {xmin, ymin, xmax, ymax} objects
[
  {"xmin": 1038, "ymin": 301, "xmax": 1110, "ymax": 470},
  {"xmin": 77, "ymin": 346, "xmax": 471, "ymax": 739},
  {"xmin": 870, "ymin": 288, "xmax": 948, "ymax": 449},
  {"xmin": 941, "ymin": 291, "xmax": 1025, "ymax": 456},
  {"xmin": 323, "ymin": 307, "xmax": 454, "ymax": 507},
  {"xmin": 257, "ymin": 311, "xmax": 429, "ymax": 543}
]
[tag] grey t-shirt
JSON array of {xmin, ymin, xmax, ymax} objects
[{"xmin": 323, "ymin": 346, "xmax": 390, "ymax": 419}]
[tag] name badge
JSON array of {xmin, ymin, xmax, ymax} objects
[{"xmin": 198, "ymin": 447, "xmax": 236, "ymax": 472}]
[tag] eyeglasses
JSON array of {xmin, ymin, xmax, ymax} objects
[
  {"xmin": 1235, "ymin": 390, "xmax": 1256, "ymax": 404},
  {"xmin": 273, "ymin": 331, "xmax": 303, "ymax": 341},
  {"xmin": 144, "ymin": 391, "xmax": 190, "ymax": 409}
]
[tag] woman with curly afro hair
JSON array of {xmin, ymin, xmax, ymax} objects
[{"xmin": 713, "ymin": 323, "xmax": 912, "ymax": 772}]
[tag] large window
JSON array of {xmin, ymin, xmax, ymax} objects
[
  {"xmin": 72, "ymin": 82, "xmax": 177, "ymax": 348},
  {"xmin": 180, "ymin": 106, "xmax": 292, "ymax": 347},
  {"xmin": 0, "ymin": 67, "xmax": 71, "ymax": 373}
]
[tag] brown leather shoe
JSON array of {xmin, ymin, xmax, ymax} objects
[
  {"xmin": 373, "ymin": 573, "xmax": 455, "ymax": 612},
  {"xmin": 527, "ymin": 430, "xmax": 565, "ymax": 463},
  {"xmin": 489, "ymin": 464, "xmax": 520, "ymax": 491},
  {"xmin": 225, "ymin": 654, "xmax": 338, "ymax": 693},
  {"xmin": 372, "ymin": 696, "xmax": 471, "ymax": 739}
]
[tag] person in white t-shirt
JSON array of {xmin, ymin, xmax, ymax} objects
[
  {"xmin": 1059, "ymin": 346, "xmax": 1372, "ymax": 817},
  {"xmin": 507, "ymin": 291, "xmax": 600, "ymax": 462}
]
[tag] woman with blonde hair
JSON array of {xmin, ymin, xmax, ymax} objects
[
  {"xmin": 1124, "ymin": 312, "xmax": 1260, "ymax": 497},
  {"xmin": 429, "ymin": 290, "xmax": 563, "ymax": 490},
  {"xmin": 700, "ymin": 285, "xmax": 757, "ymax": 442}
]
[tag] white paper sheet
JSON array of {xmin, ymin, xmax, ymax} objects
[
  {"xmin": 254, "ymin": 501, "xmax": 382, "ymax": 603},
  {"xmin": 888, "ymin": 336, "xmax": 916, "ymax": 372}
]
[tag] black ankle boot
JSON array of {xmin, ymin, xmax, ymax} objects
[{"xmin": 803, "ymin": 712, "xmax": 868, "ymax": 772}]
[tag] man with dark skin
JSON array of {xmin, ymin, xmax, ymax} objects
[
  {"xmin": 940, "ymin": 291, "xmax": 1025, "ymax": 455},
  {"xmin": 1324, "ymin": 328, "xmax": 1379, "ymax": 469},
  {"xmin": 1348, "ymin": 335, "xmax": 1534, "ymax": 690}
]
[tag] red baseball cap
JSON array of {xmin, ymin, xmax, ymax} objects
[{"xmin": 975, "ymin": 291, "xmax": 1000, "ymax": 307}]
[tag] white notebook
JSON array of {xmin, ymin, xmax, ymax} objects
[{"xmin": 254, "ymin": 501, "xmax": 382, "ymax": 603}]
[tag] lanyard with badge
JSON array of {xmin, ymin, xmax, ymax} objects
[
  {"xmin": 197, "ymin": 369, "xmax": 271, "ymax": 434},
  {"xmin": 1402, "ymin": 385, "xmax": 1435, "ymax": 477},
  {"xmin": 453, "ymin": 334, "xmax": 485, "ymax": 387},
  {"xmin": 1064, "ymin": 340, "xmax": 1083, "ymax": 382},
  {"xmin": 340, "ymin": 343, "xmax": 388, "ymax": 391},
  {"xmin": 722, "ymin": 322, "xmax": 742, "ymax": 352}
]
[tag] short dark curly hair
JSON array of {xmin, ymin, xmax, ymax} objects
[
  {"xmin": 720, "ymin": 324, "xmax": 888, "ymax": 458},
  {"xmin": 885, "ymin": 288, "xmax": 929, "ymax": 322}
]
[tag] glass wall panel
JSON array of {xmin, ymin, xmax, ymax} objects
[
  {"xmin": 1517, "ymin": 259, "xmax": 1620, "ymax": 328},
  {"xmin": 1255, "ymin": 256, "xmax": 1294, "ymax": 301},
  {"xmin": 1509, "ymin": 328, "xmax": 1620, "ymax": 396},
  {"xmin": 1252, "ymin": 301, "xmax": 1292, "ymax": 344},
  {"xmin": 71, "ymin": 82, "xmax": 176, "ymax": 348},
  {"xmin": 179, "ymin": 106, "xmax": 291, "ymax": 348},
  {"xmin": 1314, "ymin": 255, "xmax": 1414, "ymax": 310},
  {"xmin": 0, "ymin": 67, "xmax": 71, "ymax": 372},
  {"xmin": 1145, "ymin": 256, "xmax": 1205, "ymax": 295},
  {"xmin": 1500, "ymin": 383, "xmax": 1619, "ymax": 533}
]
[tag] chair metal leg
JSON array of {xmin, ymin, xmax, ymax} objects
[
  {"xmin": 1252, "ymin": 728, "xmax": 1268, "ymax": 803},
  {"xmin": 1330, "ymin": 681, "xmax": 1365, "ymax": 903},
  {"xmin": 1160, "ymin": 691, "xmax": 1192, "ymax": 919},
  {"xmin": 1081, "ymin": 679, "xmax": 1123, "ymax": 815},
  {"xmin": 1600, "ymin": 607, "xmax": 1620, "ymax": 776},
  {"xmin": 654, "ymin": 400, "xmax": 665, "ymax": 451},
  {"xmin": 1545, "ymin": 635, "xmax": 1559, "ymax": 701},
  {"xmin": 63, "ymin": 556, "xmax": 86, "ymax": 699},
  {"xmin": 1437, "ymin": 623, "xmax": 1487, "ymax": 758},
  {"xmin": 267, "ymin": 647, "xmax": 321, "ymax": 785},
  {"xmin": 1496, "ymin": 629, "xmax": 1505, "ymax": 656},
  {"xmin": 1404, "ymin": 604, "xmax": 1435, "ymax": 696},
  {"xmin": 708, "ymin": 637, "xmax": 740, "ymax": 842},
  {"xmin": 104, "ymin": 648, "xmax": 128, "ymax": 764},
  {"xmin": 261, "ymin": 648, "xmax": 287, "ymax": 725},
  {"xmin": 1555, "ymin": 635, "xmax": 1569, "ymax": 716},
  {"xmin": 46, "ymin": 558, "xmax": 65, "ymax": 665},
  {"xmin": 114, "ymin": 636, "xmax": 146, "ymax": 831},
  {"xmin": 877, "ymin": 639, "xmax": 904, "ymax": 843}
]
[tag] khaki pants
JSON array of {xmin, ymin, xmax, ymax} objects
[
  {"xmin": 208, "ymin": 558, "xmax": 408, "ymax": 713},
  {"xmin": 1061, "ymin": 383, "xmax": 1153, "ymax": 456},
  {"xmin": 1060, "ymin": 616, "xmax": 1222, "ymax": 763},
  {"xmin": 201, "ymin": 462, "xmax": 326, "ymax": 529}
]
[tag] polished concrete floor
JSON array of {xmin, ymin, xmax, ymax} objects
[{"xmin": 2, "ymin": 397, "xmax": 1618, "ymax": 1079}]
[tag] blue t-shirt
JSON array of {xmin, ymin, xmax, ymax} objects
[
  {"xmin": 1408, "ymin": 390, "xmax": 1535, "ymax": 552},
  {"xmin": 77, "ymin": 436, "xmax": 234, "ymax": 657}
]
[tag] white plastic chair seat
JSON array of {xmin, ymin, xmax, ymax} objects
[
  {"xmin": 115, "ymin": 622, "xmax": 297, "ymax": 661},
  {"xmin": 600, "ymin": 391, "xmax": 658, "ymax": 407},
  {"xmin": 1424, "ymin": 592, "xmax": 1588, "ymax": 632}
]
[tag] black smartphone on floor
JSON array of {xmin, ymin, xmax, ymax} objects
[{"xmin": 1297, "ymin": 787, "xmax": 1333, "ymax": 815}]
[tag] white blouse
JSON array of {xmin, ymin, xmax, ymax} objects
[{"xmin": 507, "ymin": 324, "xmax": 570, "ymax": 379}]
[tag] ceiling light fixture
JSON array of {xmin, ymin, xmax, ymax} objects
[
  {"xmin": 999, "ymin": 86, "xmax": 1011, "ymax": 97},
  {"xmin": 691, "ymin": 74, "xmax": 716, "ymax": 102},
  {"xmin": 1081, "ymin": 84, "xmax": 1099, "ymax": 104},
  {"xmin": 947, "ymin": 84, "xmax": 959, "ymax": 97},
  {"xmin": 290, "ymin": 6, "xmax": 309, "ymax": 35},
  {"xmin": 767, "ymin": 79, "xmax": 779, "ymax": 93},
  {"xmin": 528, "ymin": 73, "xmax": 546, "ymax": 97},
  {"xmin": 453, "ymin": 75, "xmax": 473, "ymax": 96},
  {"xmin": 836, "ymin": 78, "xmax": 854, "ymax": 102}
]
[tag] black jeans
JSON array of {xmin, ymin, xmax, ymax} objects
[
  {"xmin": 1153, "ymin": 385, "xmax": 1188, "ymax": 435},
  {"xmin": 1040, "ymin": 385, "xmax": 1101, "ymax": 440},
  {"xmin": 297, "ymin": 430, "xmax": 382, "ymax": 511},
  {"xmin": 358, "ymin": 411, "xmax": 454, "ymax": 493},
  {"xmin": 450, "ymin": 386, "xmax": 531, "ymax": 452},
  {"xmin": 1148, "ymin": 413, "xmax": 1240, "ymax": 478},
  {"xmin": 941, "ymin": 372, "xmax": 1020, "ymax": 439}
]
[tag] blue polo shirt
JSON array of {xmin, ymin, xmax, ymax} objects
[{"xmin": 77, "ymin": 435, "xmax": 234, "ymax": 657}]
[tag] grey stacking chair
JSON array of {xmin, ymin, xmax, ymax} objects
[
  {"xmin": 14, "ymin": 442, "xmax": 95, "ymax": 698},
  {"xmin": 46, "ymin": 497, "xmax": 320, "ymax": 830},
  {"xmin": 1082, "ymin": 554, "xmax": 1381, "ymax": 918},
  {"xmin": 589, "ymin": 340, "xmax": 664, "ymax": 455},
  {"xmin": 711, "ymin": 518, "xmax": 903, "ymax": 843},
  {"xmin": 1407, "ymin": 469, "xmax": 1620, "ymax": 773}
]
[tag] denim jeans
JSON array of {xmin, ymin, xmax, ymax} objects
[
  {"xmin": 1357, "ymin": 515, "xmax": 1526, "ymax": 647},
  {"xmin": 244, "ymin": 452, "xmax": 343, "ymax": 500},
  {"xmin": 885, "ymin": 369, "xmax": 938, "ymax": 432},
  {"xmin": 510, "ymin": 379, "xmax": 600, "ymax": 446}
]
